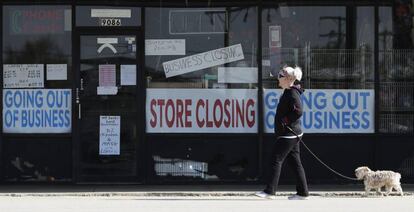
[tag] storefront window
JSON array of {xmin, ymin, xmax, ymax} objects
[
  {"xmin": 2, "ymin": 5, "xmax": 72, "ymax": 182},
  {"xmin": 262, "ymin": 5, "xmax": 375, "ymax": 134},
  {"xmin": 145, "ymin": 7, "xmax": 258, "ymax": 134},
  {"xmin": 378, "ymin": 3, "xmax": 414, "ymax": 134}
]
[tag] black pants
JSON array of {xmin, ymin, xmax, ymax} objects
[{"xmin": 264, "ymin": 137, "xmax": 309, "ymax": 196}]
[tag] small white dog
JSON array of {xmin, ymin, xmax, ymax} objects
[{"xmin": 355, "ymin": 166, "xmax": 403, "ymax": 196}]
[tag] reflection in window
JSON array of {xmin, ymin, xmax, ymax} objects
[
  {"xmin": 145, "ymin": 7, "xmax": 257, "ymax": 89},
  {"xmin": 262, "ymin": 6, "xmax": 373, "ymax": 90}
]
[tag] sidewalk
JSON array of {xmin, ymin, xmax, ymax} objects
[{"xmin": 0, "ymin": 184, "xmax": 413, "ymax": 197}]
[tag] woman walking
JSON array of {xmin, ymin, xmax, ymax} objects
[{"xmin": 255, "ymin": 66, "xmax": 309, "ymax": 200}]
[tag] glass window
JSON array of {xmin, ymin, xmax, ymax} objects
[
  {"xmin": 262, "ymin": 6, "xmax": 375, "ymax": 134},
  {"xmin": 2, "ymin": 5, "xmax": 72, "ymax": 134},
  {"xmin": 145, "ymin": 7, "xmax": 258, "ymax": 134},
  {"xmin": 76, "ymin": 6, "xmax": 141, "ymax": 27},
  {"xmin": 2, "ymin": 5, "xmax": 73, "ymax": 182},
  {"xmin": 378, "ymin": 4, "xmax": 414, "ymax": 134}
]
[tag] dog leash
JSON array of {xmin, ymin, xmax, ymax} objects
[{"xmin": 285, "ymin": 125, "xmax": 359, "ymax": 181}]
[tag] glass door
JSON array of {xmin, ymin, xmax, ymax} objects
[{"xmin": 76, "ymin": 31, "xmax": 140, "ymax": 182}]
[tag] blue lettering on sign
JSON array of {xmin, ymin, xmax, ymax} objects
[
  {"xmin": 3, "ymin": 89, "xmax": 71, "ymax": 132},
  {"xmin": 264, "ymin": 90, "xmax": 373, "ymax": 133}
]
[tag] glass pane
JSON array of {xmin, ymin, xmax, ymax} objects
[{"xmin": 79, "ymin": 35, "xmax": 137, "ymax": 177}]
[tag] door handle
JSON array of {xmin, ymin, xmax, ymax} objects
[{"xmin": 76, "ymin": 88, "xmax": 81, "ymax": 120}]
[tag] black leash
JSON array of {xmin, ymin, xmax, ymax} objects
[{"xmin": 285, "ymin": 126, "xmax": 359, "ymax": 181}]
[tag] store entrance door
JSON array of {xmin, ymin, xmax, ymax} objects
[{"xmin": 75, "ymin": 30, "xmax": 142, "ymax": 182}]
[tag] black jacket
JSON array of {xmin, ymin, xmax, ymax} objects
[{"xmin": 274, "ymin": 85, "xmax": 304, "ymax": 137}]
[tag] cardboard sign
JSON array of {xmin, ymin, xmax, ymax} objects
[
  {"xmin": 3, "ymin": 89, "xmax": 71, "ymax": 133},
  {"xmin": 99, "ymin": 116, "xmax": 121, "ymax": 155},
  {"xmin": 162, "ymin": 44, "xmax": 244, "ymax": 78},
  {"xmin": 3, "ymin": 64, "xmax": 44, "ymax": 88}
]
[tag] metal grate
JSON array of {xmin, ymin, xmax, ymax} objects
[
  {"xmin": 153, "ymin": 156, "xmax": 208, "ymax": 178},
  {"xmin": 306, "ymin": 47, "xmax": 373, "ymax": 88},
  {"xmin": 379, "ymin": 114, "xmax": 414, "ymax": 134},
  {"xmin": 379, "ymin": 49, "xmax": 414, "ymax": 81},
  {"xmin": 379, "ymin": 82, "xmax": 414, "ymax": 112}
]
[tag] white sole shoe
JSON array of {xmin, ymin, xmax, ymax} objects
[
  {"xmin": 254, "ymin": 191, "xmax": 276, "ymax": 199},
  {"xmin": 288, "ymin": 194, "xmax": 309, "ymax": 200}
]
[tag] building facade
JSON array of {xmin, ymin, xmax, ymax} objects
[{"xmin": 0, "ymin": 0, "xmax": 413, "ymax": 184}]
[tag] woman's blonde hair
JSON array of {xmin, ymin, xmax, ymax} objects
[{"xmin": 282, "ymin": 66, "xmax": 302, "ymax": 81}]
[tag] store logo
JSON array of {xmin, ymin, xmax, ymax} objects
[{"xmin": 97, "ymin": 38, "xmax": 118, "ymax": 54}]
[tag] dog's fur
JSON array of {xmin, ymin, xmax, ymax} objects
[{"xmin": 355, "ymin": 166, "xmax": 403, "ymax": 196}]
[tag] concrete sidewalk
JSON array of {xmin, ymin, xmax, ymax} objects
[{"xmin": 0, "ymin": 184, "xmax": 413, "ymax": 197}]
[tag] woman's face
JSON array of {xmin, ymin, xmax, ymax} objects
[{"xmin": 277, "ymin": 71, "xmax": 290, "ymax": 89}]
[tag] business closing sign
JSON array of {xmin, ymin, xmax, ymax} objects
[
  {"xmin": 3, "ymin": 89, "xmax": 71, "ymax": 133},
  {"xmin": 146, "ymin": 89, "xmax": 257, "ymax": 133},
  {"xmin": 264, "ymin": 89, "xmax": 375, "ymax": 133},
  {"xmin": 162, "ymin": 44, "xmax": 244, "ymax": 78}
]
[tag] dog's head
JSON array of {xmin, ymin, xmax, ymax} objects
[{"xmin": 355, "ymin": 166, "xmax": 371, "ymax": 180}]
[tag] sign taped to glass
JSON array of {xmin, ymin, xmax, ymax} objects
[
  {"xmin": 3, "ymin": 89, "xmax": 71, "ymax": 133},
  {"xmin": 162, "ymin": 44, "xmax": 244, "ymax": 78},
  {"xmin": 10, "ymin": 8, "xmax": 66, "ymax": 34}
]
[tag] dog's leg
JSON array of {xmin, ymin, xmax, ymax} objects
[
  {"xmin": 363, "ymin": 186, "xmax": 371, "ymax": 197},
  {"xmin": 395, "ymin": 185, "xmax": 403, "ymax": 196},
  {"xmin": 384, "ymin": 185, "xmax": 392, "ymax": 196},
  {"xmin": 376, "ymin": 187, "xmax": 383, "ymax": 196}
]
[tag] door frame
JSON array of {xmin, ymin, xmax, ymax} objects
[{"xmin": 73, "ymin": 27, "xmax": 145, "ymax": 183}]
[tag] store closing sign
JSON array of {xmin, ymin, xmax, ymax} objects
[
  {"xmin": 264, "ymin": 89, "xmax": 375, "ymax": 133},
  {"xmin": 162, "ymin": 44, "xmax": 244, "ymax": 78},
  {"xmin": 3, "ymin": 89, "xmax": 71, "ymax": 133},
  {"xmin": 146, "ymin": 89, "xmax": 257, "ymax": 133}
]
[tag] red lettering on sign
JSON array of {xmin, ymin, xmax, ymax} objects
[
  {"xmin": 166, "ymin": 99, "xmax": 175, "ymax": 127},
  {"xmin": 185, "ymin": 99, "xmax": 192, "ymax": 127},
  {"xmin": 150, "ymin": 99, "xmax": 157, "ymax": 127},
  {"xmin": 213, "ymin": 100, "xmax": 223, "ymax": 128},
  {"xmin": 196, "ymin": 100, "xmax": 205, "ymax": 127},
  {"xmin": 157, "ymin": 99, "xmax": 165, "ymax": 127},
  {"xmin": 246, "ymin": 99, "xmax": 255, "ymax": 127}
]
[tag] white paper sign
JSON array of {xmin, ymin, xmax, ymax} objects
[
  {"xmin": 218, "ymin": 67, "xmax": 258, "ymax": 83},
  {"xmin": 121, "ymin": 65, "xmax": 136, "ymax": 85},
  {"xmin": 47, "ymin": 64, "xmax": 67, "ymax": 80},
  {"xmin": 3, "ymin": 64, "xmax": 44, "ymax": 88},
  {"xmin": 145, "ymin": 39, "xmax": 186, "ymax": 55},
  {"xmin": 146, "ymin": 89, "xmax": 257, "ymax": 133},
  {"xmin": 99, "ymin": 116, "xmax": 121, "ymax": 155},
  {"xmin": 97, "ymin": 86, "xmax": 118, "ymax": 95},
  {"xmin": 162, "ymin": 44, "xmax": 244, "ymax": 78},
  {"xmin": 91, "ymin": 9, "xmax": 131, "ymax": 18},
  {"xmin": 3, "ymin": 89, "xmax": 71, "ymax": 133},
  {"xmin": 269, "ymin": 26, "xmax": 282, "ymax": 48}
]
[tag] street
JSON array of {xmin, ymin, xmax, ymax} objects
[{"xmin": 1, "ymin": 195, "xmax": 413, "ymax": 212}]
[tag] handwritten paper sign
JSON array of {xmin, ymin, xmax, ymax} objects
[
  {"xmin": 99, "ymin": 116, "xmax": 121, "ymax": 155},
  {"xmin": 145, "ymin": 39, "xmax": 186, "ymax": 55},
  {"xmin": 3, "ymin": 64, "xmax": 44, "ymax": 88},
  {"xmin": 162, "ymin": 44, "xmax": 244, "ymax": 78},
  {"xmin": 47, "ymin": 64, "xmax": 67, "ymax": 80}
]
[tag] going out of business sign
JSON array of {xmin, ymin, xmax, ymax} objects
[
  {"xmin": 264, "ymin": 89, "xmax": 375, "ymax": 133},
  {"xmin": 3, "ymin": 89, "xmax": 71, "ymax": 133}
]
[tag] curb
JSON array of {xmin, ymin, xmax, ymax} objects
[{"xmin": 0, "ymin": 191, "xmax": 413, "ymax": 198}]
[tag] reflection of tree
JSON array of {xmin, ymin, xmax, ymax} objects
[
  {"xmin": 3, "ymin": 36, "xmax": 67, "ymax": 64},
  {"xmin": 319, "ymin": 16, "xmax": 346, "ymax": 48}
]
